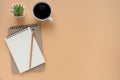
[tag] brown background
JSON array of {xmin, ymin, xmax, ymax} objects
[{"xmin": 0, "ymin": 0, "xmax": 120, "ymax": 80}]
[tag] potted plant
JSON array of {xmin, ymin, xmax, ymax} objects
[{"xmin": 12, "ymin": 4, "xmax": 25, "ymax": 18}]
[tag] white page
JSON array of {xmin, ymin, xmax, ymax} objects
[{"xmin": 31, "ymin": 37, "xmax": 45, "ymax": 68}]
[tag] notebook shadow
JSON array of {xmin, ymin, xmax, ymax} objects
[
  {"xmin": 27, "ymin": 63, "xmax": 46, "ymax": 73},
  {"xmin": 12, "ymin": 64, "xmax": 46, "ymax": 74}
]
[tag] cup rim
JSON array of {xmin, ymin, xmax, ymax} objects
[{"xmin": 32, "ymin": 1, "xmax": 52, "ymax": 21}]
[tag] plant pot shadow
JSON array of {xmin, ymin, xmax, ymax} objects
[{"xmin": 15, "ymin": 17, "xmax": 25, "ymax": 25}]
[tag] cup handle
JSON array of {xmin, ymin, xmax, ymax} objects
[{"xmin": 48, "ymin": 17, "xmax": 54, "ymax": 22}]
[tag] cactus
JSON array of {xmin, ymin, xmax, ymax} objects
[{"xmin": 12, "ymin": 4, "xmax": 24, "ymax": 16}]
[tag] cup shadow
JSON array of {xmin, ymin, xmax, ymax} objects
[{"xmin": 34, "ymin": 15, "xmax": 55, "ymax": 30}]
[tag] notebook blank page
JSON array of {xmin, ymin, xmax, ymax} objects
[
  {"xmin": 31, "ymin": 37, "xmax": 45, "ymax": 68},
  {"xmin": 5, "ymin": 28, "xmax": 32, "ymax": 73}
]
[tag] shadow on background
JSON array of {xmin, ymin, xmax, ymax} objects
[{"xmin": 15, "ymin": 17, "xmax": 25, "ymax": 25}]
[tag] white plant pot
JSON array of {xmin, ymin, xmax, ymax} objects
[{"xmin": 13, "ymin": 13, "xmax": 25, "ymax": 18}]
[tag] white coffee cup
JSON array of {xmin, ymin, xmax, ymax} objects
[{"xmin": 32, "ymin": 1, "xmax": 54, "ymax": 22}]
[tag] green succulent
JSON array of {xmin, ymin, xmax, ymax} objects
[{"xmin": 12, "ymin": 4, "xmax": 24, "ymax": 16}]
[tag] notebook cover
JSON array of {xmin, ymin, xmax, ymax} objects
[{"xmin": 8, "ymin": 24, "xmax": 45, "ymax": 73}]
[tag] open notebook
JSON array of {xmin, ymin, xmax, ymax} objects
[
  {"xmin": 8, "ymin": 24, "xmax": 45, "ymax": 73},
  {"xmin": 5, "ymin": 27, "xmax": 45, "ymax": 73}
]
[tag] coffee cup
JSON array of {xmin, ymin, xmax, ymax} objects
[{"xmin": 32, "ymin": 1, "xmax": 54, "ymax": 22}]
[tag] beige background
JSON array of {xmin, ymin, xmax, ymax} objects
[{"xmin": 0, "ymin": 0, "xmax": 120, "ymax": 80}]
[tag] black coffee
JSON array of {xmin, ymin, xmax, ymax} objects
[{"xmin": 33, "ymin": 3, "xmax": 51, "ymax": 19}]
